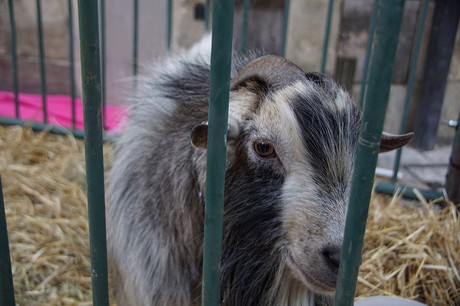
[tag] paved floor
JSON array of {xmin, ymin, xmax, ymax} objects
[{"xmin": 376, "ymin": 145, "xmax": 452, "ymax": 191}]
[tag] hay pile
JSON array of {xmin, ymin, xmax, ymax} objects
[
  {"xmin": 357, "ymin": 195, "xmax": 460, "ymax": 304},
  {"xmin": 0, "ymin": 125, "xmax": 459, "ymax": 305},
  {"xmin": 0, "ymin": 126, "xmax": 113, "ymax": 305}
]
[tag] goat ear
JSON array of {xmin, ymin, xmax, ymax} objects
[
  {"xmin": 191, "ymin": 121, "xmax": 208, "ymax": 149},
  {"xmin": 190, "ymin": 117, "xmax": 240, "ymax": 149},
  {"xmin": 380, "ymin": 132, "xmax": 414, "ymax": 153}
]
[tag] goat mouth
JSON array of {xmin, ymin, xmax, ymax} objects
[{"xmin": 286, "ymin": 253, "xmax": 336, "ymax": 295}]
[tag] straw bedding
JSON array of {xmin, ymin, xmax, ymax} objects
[{"xmin": 1, "ymin": 125, "xmax": 459, "ymax": 305}]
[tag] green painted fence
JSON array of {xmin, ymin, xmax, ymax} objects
[{"xmin": 0, "ymin": 1, "xmax": 454, "ymax": 305}]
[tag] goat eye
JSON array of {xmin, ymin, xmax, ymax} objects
[{"xmin": 254, "ymin": 140, "xmax": 276, "ymax": 158}]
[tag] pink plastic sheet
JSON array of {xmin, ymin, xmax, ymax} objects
[{"xmin": 0, "ymin": 91, "xmax": 125, "ymax": 132}]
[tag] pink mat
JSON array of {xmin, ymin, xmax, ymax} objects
[{"xmin": 0, "ymin": 91, "xmax": 126, "ymax": 132}]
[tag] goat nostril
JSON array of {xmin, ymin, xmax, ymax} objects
[{"xmin": 323, "ymin": 246, "xmax": 341, "ymax": 269}]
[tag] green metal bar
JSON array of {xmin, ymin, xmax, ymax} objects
[
  {"xmin": 133, "ymin": 0, "xmax": 139, "ymax": 76},
  {"xmin": 68, "ymin": 0, "xmax": 77, "ymax": 130},
  {"xmin": 391, "ymin": 0, "xmax": 430, "ymax": 182},
  {"xmin": 375, "ymin": 182, "xmax": 444, "ymax": 201},
  {"xmin": 0, "ymin": 116, "xmax": 85, "ymax": 139},
  {"xmin": 334, "ymin": 1, "xmax": 406, "ymax": 305},
  {"xmin": 279, "ymin": 0, "xmax": 290, "ymax": 56},
  {"xmin": 8, "ymin": 0, "xmax": 19, "ymax": 119},
  {"xmin": 132, "ymin": 0, "xmax": 139, "ymax": 94},
  {"xmin": 77, "ymin": 1, "xmax": 109, "ymax": 305},
  {"xmin": 358, "ymin": 0, "xmax": 380, "ymax": 111},
  {"xmin": 240, "ymin": 0, "xmax": 249, "ymax": 53},
  {"xmin": 320, "ymin": 0, "xmax": 334, "ymax": 73},
  {"xmin": 446, "ymin": 111, "xmax": 460, "ymax": 203},
  {"xmin": 36, "ymin": 0, "xmax": 48, "ymax": 124},
  {"xmin": 205, "ymin": 0, "xmax": 211, "ymax": 32},
  {"xmin": 100, "ymin": 0, "xmax": 107, "ymax": 130},
  {"xmin": 201, "ymin": 1, "xmax": 235, "ymax": 305},
  {"xmin": 0, "ymin": 176, "xmax": 16, "ymax": 306},
  {"xmin": 167, "ymin": 0, "xmax": 173, "ymax": 50}
]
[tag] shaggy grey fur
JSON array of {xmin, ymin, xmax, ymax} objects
[{"xmin": 107, "ymin": 36, "xmax": 411, "ymax": 306}]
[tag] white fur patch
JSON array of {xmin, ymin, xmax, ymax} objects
[
  {"xmin": 262, "ymin": 81, "xmax": 349, "ymax": 296},
  {"xmin": 250, "ymin": 86, "xmax": 309, "ymax": 170}
]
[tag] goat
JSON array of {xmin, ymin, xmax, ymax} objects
[{"xmin": 107, "ymin": 36, "xmax": 412, "ymax": 306}]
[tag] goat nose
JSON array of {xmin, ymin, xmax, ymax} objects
[{"xmin": 323, "ymin": 246, "xmax": 342, "ymax": 270}]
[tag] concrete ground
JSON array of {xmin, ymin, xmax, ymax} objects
[{"xmin": 377, "ymin": 145, "xmax": 452, "ymax": 191}]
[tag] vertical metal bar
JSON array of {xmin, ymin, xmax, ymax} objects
[
  {"xmin": 167, "ymin": 0, "xmax": 173, "ymax": 50},
  {"xmin": 334, "ymin": 1, "xmax": 406, "ymax": 305},
  {"xmin": 358, "ymin": 0, "xmax": 380, "ymax": 111},
  {"xmin": 204, "ymin": 0, "xmax": 211, "ymax": 32},
  {"xmin": 36, "ymin": 0, "xmax": 48, "ymax": 124},
  {"xmin": 279, "ymin": 0, "xmax": 290, "ymax": 56},
  {"xmin": 391, "ymin": 0, "xmax": 429, "ymax": 182},
  {"xmin": 320, "ymin": 0, "xmax": 334, "ymax": 73},
  {"xmin": 100, "ymin": 0, "xmax": 107, "ymax": 130},
  {"xmin": 131, "ymin": 0, "xmax": 139, "ymax": 94},
  {"xmin": 68, "ymin": 0, "xmax": 77, "ymax": 130},
  {"xmin": 240, "ymin": 0, "xmax": 249, "ymax": 53},
  {"xmin": 77, "ymin": 1, "xmax": 109, "ymax": 305},
  {"xmin": 8, "ymin": 0, "xmax": 20, "ymax": 119},
  {"xmin": 201, "ymin": 1, "xmax": 235, "ymax": 305},
  {"xmin": 446, "ymin": 111, "xmax": 460, "ymax": 203},
  {"xmin": 133, "ymin": 0, "xmax": 139, "ymax": 76},
  {"xmin": 0, "ymin": 176, "xmax": 16, "ymax": 306}
]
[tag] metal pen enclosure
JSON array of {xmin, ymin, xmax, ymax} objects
[{"xmin": 0, "ymin": 0, "xmax": 457, "ymax": 305}]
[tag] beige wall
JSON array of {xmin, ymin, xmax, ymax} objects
[
  {"xmin": 171, "ymin": 0, "xmax": 206, "ymax": 51},
  {"xmin": 286, "ymin": 0, "xmax": 342, "ymax": 74},
  {"xmin": 102, "ymin": 0, "xmax": 167, "ymax": 104}
]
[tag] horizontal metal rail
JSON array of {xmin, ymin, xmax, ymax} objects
[
  {"xmin": 0, "ymin": 116, "xmax": 85, "ymax": 138},
  {"xmin": 375, "ymin": 182, "xmax": 444, "ymax": 201}
]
